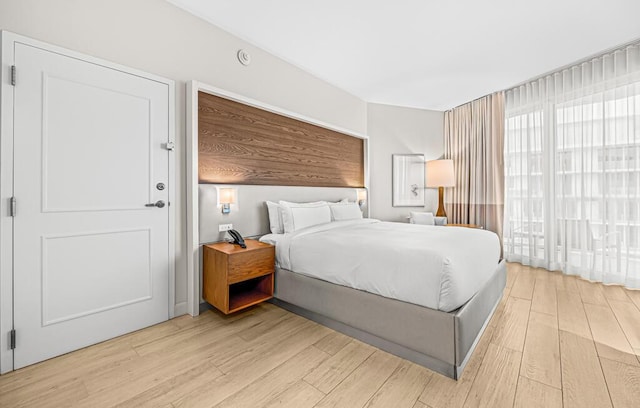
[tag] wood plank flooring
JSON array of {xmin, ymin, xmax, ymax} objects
[{"xmin": 1, "ymin": 263, "xmax": 639, "ymax": 407}]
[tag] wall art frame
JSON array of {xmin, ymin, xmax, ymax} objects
[{"xmin": 392, "ymin": 154, "xmax": 425, "ymax": 207}]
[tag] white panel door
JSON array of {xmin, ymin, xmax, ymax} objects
[{"xmin": 13, "ymin": 43, "xmax": 170, "ymax": 369}]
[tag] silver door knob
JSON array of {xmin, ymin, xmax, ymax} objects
[{"xmin": 145, "ymin": 200, "xmax": 165, "ymax": 208}]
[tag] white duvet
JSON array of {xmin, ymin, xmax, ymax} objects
[{"xmin": 261, "ymin": 219, "xmax": 501, "ymax": 312}]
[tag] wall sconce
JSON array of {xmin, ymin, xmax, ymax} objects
[
  {"xmin": 357, "ymin": 188, "xmax": 367, "ymax": 208},
  {"xmin": 219, "ymin": 187, "xmax": 237, "ymax": 214}
]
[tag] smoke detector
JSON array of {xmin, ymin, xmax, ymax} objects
[{"xmin": 237, "ymin": 49, "xmax": 251, "ymax": 66}]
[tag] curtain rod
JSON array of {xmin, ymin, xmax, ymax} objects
[
  {"xmin": 448, "ymin": 92, "xmax": 499, "ymax": 111},
  {"xmin": 447, "ymin": 36, "xmax": 640, "ymax": 112},
  {"xmin": 505, "ymin": 36, "xmax": 640, "ymax": 91}
]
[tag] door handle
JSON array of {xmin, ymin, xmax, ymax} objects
[{"xmin": 145, "ymin": 200, "xmax": 166, "ymax": 208}]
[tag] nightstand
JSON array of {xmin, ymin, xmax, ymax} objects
[
  {"xmin": 202, "ymin": 239, "xmax": 275, "ymax": 314},
  {"xmin": 446, "ymin": 223, "xmax": 483, "ymax": 229}
]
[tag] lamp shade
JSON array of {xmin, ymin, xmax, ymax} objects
[
  {"xmin": 219, "ymin": 187, "xmax": 237, "ymax": 204},
  {"xmin": 356, "ymin": 188, "xmax": 367, "ymax": 202},
  {"xmin": 425, "ymin": 160, "xmax": 455, "ymax": 187}
]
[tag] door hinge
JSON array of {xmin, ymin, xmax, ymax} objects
[
  {"xmin": 9, "ymin": 197, "xmax": 16, "ymax": 217},
  {"xmin": 10, "ymin": 329, "xmax": 16, "ymax": 349},
  {"xmin": 9, "ymin": 197, "xmax": 17, "ymax": 217},
  {"xmin": 10, "ymin": 65, "xmax": 16, "ymax": 86},
  {"xmin": 164, "ymin": 141, "xmax": 175, "ymax": 151}
]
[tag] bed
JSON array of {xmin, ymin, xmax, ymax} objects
[
  {"xmin": 262, "ymin": 219, "xmax": 500, "ymax": 312},
  {"xmin": 190, "ymin": 90, "xmax": 504, "ymax": 379},
  {"xmin": 198, "ymin": 185, "xmax": 505, "ymax": 379}
]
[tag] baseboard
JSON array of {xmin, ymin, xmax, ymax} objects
[{"xmin": 173, "ymin": 301, "xmax": 188, "ymax": 317}]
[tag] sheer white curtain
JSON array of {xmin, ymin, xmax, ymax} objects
[{"xmin": 504, "ymin": 42, "xmax": 640, "ymax": 288}]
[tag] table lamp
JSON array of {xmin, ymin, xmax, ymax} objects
[{"xmin": 426, "ymin": 159, "xmax": 455, "ymax": 218}]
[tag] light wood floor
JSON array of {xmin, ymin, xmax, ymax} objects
[{"xmin": 1, "ymin": 263, "xmax": 640, "ymax": 408}]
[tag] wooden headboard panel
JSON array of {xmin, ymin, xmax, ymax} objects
[{"xmin": 198, "ymin": 92, "xmax": 365, "ymax": 187}]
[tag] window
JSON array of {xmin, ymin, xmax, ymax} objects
[{"xmin": 504, "ymin": 81, "xmax": 640, "ymax": 286}]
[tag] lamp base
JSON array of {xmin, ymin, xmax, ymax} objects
[{"xmin": 436, "ymin": 186, "xmax": 447, "ymax": 218}]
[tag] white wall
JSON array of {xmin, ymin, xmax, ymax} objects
[
  {"xmin": 367, "ymin": 103, "xmax": 444, "ymax": 222},
  {"xmin": 0, "ymin": 0, "xmax": 367, "ymax": 313}
]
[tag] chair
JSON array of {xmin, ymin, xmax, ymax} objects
[{"xmin": 409, "ymin": 211, "xmax": 435, "ymax": 225}]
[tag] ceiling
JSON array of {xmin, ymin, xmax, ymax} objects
[{"xmin": 168, "ymin": 0, "xmax": 640, "ymax": 111}]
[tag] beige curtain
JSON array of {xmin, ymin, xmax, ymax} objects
[{"xmin": 444, "ymin": 92, "xmax": 505, "ymax": 243}]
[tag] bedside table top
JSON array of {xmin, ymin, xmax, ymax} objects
[
  {"xmin": 446, "ymin": 223, "xmax": 483, "ymax": 229},
  {"xmin": 204, "ymin": 239, "xmax": 273, "ymax": 255}
]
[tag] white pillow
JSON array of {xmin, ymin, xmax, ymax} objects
[
  {"xmin": 279, "ymin": 201, "xmax": 332, "ymax": 233},
  {"xmin": 410, "ymin": 211, "xmax": 435, "ymax": 225},
  {"xmin": 265, "ymin": 201, "xmax": 284, "ymax": 234},
  {"xmin": 329, "ymin": 202, "xmax": 363, "ymax": 221}
]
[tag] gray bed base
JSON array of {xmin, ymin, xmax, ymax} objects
[{"xmin": 270, "ymin": 259, "xmax": 506, "ymax": 379}]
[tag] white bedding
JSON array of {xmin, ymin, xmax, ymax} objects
[{"xmin": 261, "ymin": 219, "xmax": 501, "ymax": 312}]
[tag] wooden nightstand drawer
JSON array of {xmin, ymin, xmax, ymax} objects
[
  {"xmin": 202, "ymin": 239, "xmax": 275, "ymax": 314},
  {"xmin": 228, "ymin": 248, "xmax": 275, "ymax": 283}
]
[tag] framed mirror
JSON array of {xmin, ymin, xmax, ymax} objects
[{"xmin": 392, "ymin": 154, "xmax": 425, "ymax": 207}]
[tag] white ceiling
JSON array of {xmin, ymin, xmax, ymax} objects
[{"xmin": 168, "ymin": 0, "xmax": 640, "ymax": 111}]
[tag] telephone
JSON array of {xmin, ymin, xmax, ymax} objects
[{"xmin": 227, "ymin": 229, "xmax": 246, "ymax": 248}]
